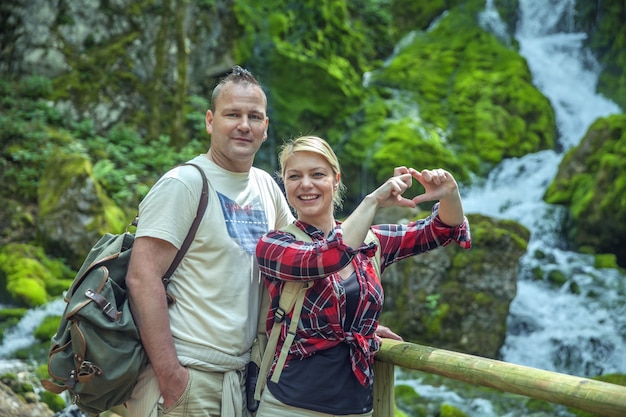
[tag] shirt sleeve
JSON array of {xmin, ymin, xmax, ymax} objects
[
  {"xmin": 373, "ymin": 202, "xmax": 471, "ymax": 269},
  {"xmin": 135, "ymin": 175, "xmax": 198, "ymax": 249},
  {"xmin": 256, "ymin": 225, "xmax": 364, "ymax": 281}
]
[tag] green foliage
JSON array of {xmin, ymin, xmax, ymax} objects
[
  {"xmin": 1, "ymin": 75, "xmax": 205, "ymax": 213},
  {"xmin": 390, "ymin": 0, "xmax": 466, "ymax": 35},
  {"xmin": 239, "ymin": 0, "xmax": 375, "ymax": 143},
  {"xmin": 85, "ymin": 124, "xmax": 205, "ymax": 209},
  {"xmin": 16, "ymin": 76, "xmax": 53, "ymax": 99},
  {"xmin": 0, "ymin": 78, "xmax": 68, "ymax": 202}
]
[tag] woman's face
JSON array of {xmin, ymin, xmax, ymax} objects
[{"xmin": 283, "ymin": 151, "xmax": 339, "ymax": 226}]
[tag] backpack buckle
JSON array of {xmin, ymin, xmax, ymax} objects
[{"xmin": 274, "ymin": 307, "xmax": 286, "ymax": 323}]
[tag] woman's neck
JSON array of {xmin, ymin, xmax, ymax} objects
[{"xmin": 299, "ymin": 217, "xmax": 336, "ymax": 236}]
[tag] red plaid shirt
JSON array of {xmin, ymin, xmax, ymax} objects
[{"xmin": 255, "ymin": 203, "xmax": 471, "ymax": 387}]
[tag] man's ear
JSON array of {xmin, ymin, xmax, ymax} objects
[
  {"xmin": 262, "ymin": 117, "xmax": 269, "ymax": 141},
  {"xmin": 205, "ymin": 110, "xmax": 214, "ymax": 135}
]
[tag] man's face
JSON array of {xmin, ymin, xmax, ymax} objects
[{"xmin": 205, "ymin": 82, "xmax": 269, "ymax": 172}]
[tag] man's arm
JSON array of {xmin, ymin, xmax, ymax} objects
[{"xmin": 126, "ymin": 236, "xmax": 188, "ymax": 408}]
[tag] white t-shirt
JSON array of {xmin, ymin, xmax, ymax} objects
[{"xmin": 136, "ymin": 154, "xmax": 293, "ymax": 361}]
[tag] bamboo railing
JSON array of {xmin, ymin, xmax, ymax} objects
[{"xmin": 372, "ymin": 339, "xmax": 626, "ymax": 417}]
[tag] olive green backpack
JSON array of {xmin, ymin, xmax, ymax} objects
[{"xmin": 41, "ymin": 163, "xmax": 208, "ymax": 415}]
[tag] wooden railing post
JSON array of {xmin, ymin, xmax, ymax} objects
[
  {"xmin": 375, "ymin": 339, "xmax": 626, "ymax": 417},
  {"xmin": 372, "ymin": 359, "xmax": 394, "ymax": 417}
]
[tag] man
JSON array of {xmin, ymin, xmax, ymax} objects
[{"xmin": 125, "ymin": 66, "xmax": 294, "ymax": 417}]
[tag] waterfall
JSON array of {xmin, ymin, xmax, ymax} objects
[
  {"xmin": 0, "ymin": 299, "xmax": 65, "ymax": 372},
  {"xmin": 464, "ymin": 0, "xmax": 624, "ymax": 377},
  {"xmin": 399, "ymin": 2, "xmax": 623, "ymax": 414}
]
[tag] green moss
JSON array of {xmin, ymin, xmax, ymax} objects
[
  {"xmin": 34, "ymin": 315, "xmax": 61, "ymax": 343},
  {"xmin": 395, "ymin": 383, "xmax": 429, "ymax": 416},
  {"xmin": 440, "ymin": 403, "xmax": 469, "ymax": 417},
  {"xmin": 424, "ymin": 302, "xmax": 450, "ymax": 336},
  {"xmin": 239, "ymin": 0, "xmax": 379, "ymax": 144},
  {"xmin": 0, "ymin": 244, "xmax": 74, "ymax": 307},
  {"xmin": 466, "ymin": 214, "xmax": 530, "ymax": 252},
  {"xmin": 596, "ymin": 373, "xmax": 626, "ymax": 386},
  {"xmin": 544, "ymin": 114, "xmax": 626, "ymax": 266},
  {"xmin": 39, "ymin": 389, "xmax": 67, "ymax": 412},
  {"xmin": 594, "ymin": 253, "xmax": 618, "ymax": 269},
  {"xmin": 577, "ymin": 1, "xmax": 626, "ymax": 110},
  {"xmin": 6, "ymin": 277, "xmax": 47, "ymax": 307},
  {"xmin": 38, "ymin": 151, "xmax": 127, "ymax": 236},
  {"xmin": 369, "ymin": 7, "xmax": 556, "ymax": 178},
  {"xmin": 0, "ymin": 312, "xmax": 25, "ymax": 344},
  {"xmin": 546, "ymin": 269, "xmax": 568, "ymax": 287}
]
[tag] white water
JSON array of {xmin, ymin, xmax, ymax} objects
[
  {"xmin": 465, "ymin": 0, "xmax": 625, "ymax": 378},
  {"xmin": 402, "ymin": 2, "xmax": 624, "ymax": 413},
  {"xmin": 0, "ymin": 2, "xmax": 624, "ymax": 416},
  {"xmin": 0, "ymin": 299, "xmax": 65, "ymax": 372}
]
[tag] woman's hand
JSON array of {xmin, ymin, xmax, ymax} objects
[
  {"xmin": 370, "ymin": 173, "xmax": 416, "ymax": 208},
  {"xmin": 374, "ymin": 324, "xmax": 403, "ymax": 341},
  {"xmin": 409, "ymin": 168, "xmax": 460, "ymax": 205},
  {"xmin": 369, "ymin": 166, "xmax": 460, "ymax": 209}
]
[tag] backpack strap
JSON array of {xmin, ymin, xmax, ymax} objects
[
  {"xmin": 254, "ymin": 223, "xmax": 381, "ymax": 400},
  {"xmin": 162, "ymin": 163, "xmax": 209, "ymax": 303}
]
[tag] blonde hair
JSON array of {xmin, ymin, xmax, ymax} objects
[{"xmin": 279, "ymin": 135, "xmax": 345, "ymax": 210}]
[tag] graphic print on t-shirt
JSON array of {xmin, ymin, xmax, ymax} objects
[{"xmin": 217, "ymin": 192, "xmax": 268, "ymax": 255}]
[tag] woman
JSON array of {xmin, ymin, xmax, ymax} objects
[{"xmin": 255, "ymin": 135, "xmax": 471, "ymax": 416}]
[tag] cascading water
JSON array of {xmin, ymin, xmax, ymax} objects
[
  {"xmin": 399, "ymin": 1, "xmax": 624, "ymax": 415},
  {"xmin": 0, "ymin": 1, "xmax": 623, "ymax": 415},
  {"xmin": 464, "ymin": 0, "xmax": 625, "ymax": 378},
  {"xmin": 0, "ymin": 299, "xmax": 65, "ymax": 372}
]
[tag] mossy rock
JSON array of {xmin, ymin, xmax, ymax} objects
[
  {"xmin": 37, "ymin": 151, "xmax": 128, "ymax": 269},
  {"xmin": 440, "ymin": 403, "xmax": 469, "ymax": 417},
  {"xmin": 368, "ymin": 5, "xmax": 556, "ymax": 177},
  {"xmin": 544, "ymin": 114, "xmax": 626, "ymax": 267},
  {"xmin": 39, "ymin": 389, "xmax": 67, "ymax": 413},
  {"xmin": 577, "ymin": 2, "xmax": 626, "ymax": 111},
  {"xmin": 378, "ymin": 210, "xmax": 527, "ymax": 358},
  {"xmin": 34, "ymin": 315, "xmax": 62, "ymax": 343},
  {"xmin": 0, "ymin": 243, "xmax": 74, "ymax": 307}
]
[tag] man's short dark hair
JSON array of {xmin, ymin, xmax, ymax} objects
[{"xmin": 210, "ymin": 66, "xmax": 261, "ymax": 112}]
